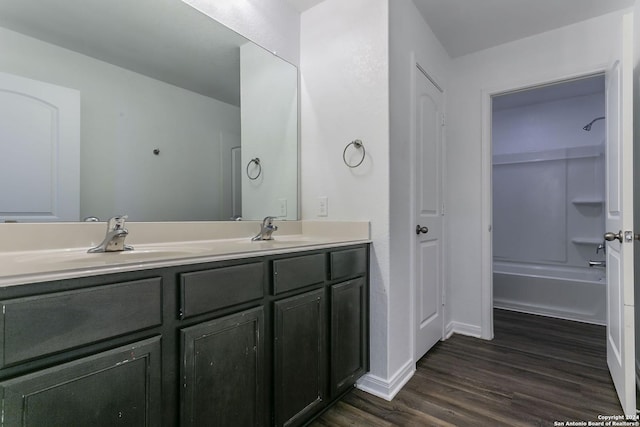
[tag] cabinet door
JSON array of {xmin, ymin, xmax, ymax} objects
[
  {"xmin": 273, "ymin": 288, "xmax": 326, "ymax": 427},
  {"xmin": 181, "ymin": 307, "xmax": 265, "ymax": 427},
  {"xmin": 330, "ymin": 278, "xmax": 368, "ymax": 397},
  {"xmin": 0, "ymin": 336, "xmax": 161, "ymax": 427}
]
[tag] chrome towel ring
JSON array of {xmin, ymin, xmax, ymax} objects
[
  {"xmin": 343, "ymin": 139, "xmax": 365, "ymax": 168},
  {"xmin": 246, "ymin": 157, "xmax": 262, "ymax": 180}
]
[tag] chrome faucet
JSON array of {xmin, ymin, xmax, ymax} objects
[
  {"xmin": 252, "ymin": 216, "xmax": 278, "ymax": 241},
  {"xmin": 589, "ymin": 241, "xmax": 606, "ymax": 267},
  {"xmin": 88, "ymin": 215, "xmax": 134, "ymax": 253}
]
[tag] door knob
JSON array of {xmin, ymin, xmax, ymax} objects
[
  {"xmin": 604, "ymin": 231, "xmax": 623, "ymax": 242},
  {"xmin": 416, "ymin": 225, "xmax": 428, "ymax": 235}
]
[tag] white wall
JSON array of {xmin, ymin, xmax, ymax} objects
[
  {"xmin": 299, "ymin": 0, "xmax": 391, "ymax": 394},
  {"xmin": 181, "ymin": 0, "xmax": 300, "ymax": 66},
  {"xmin": 0, "ymin": 26, "xmax": 240, "ymax": 222},
  {"xmin": 240, "ymin": 42, "xmax": 298, "ymax": 220},
  {"xmin": 387, "ymin": 0, "xmax": 450, "ymax": 397},
  {"xmin": 301, "ymin": 0, "xmax": 450, "ymax": 400},
  {"xmin": 446, "ymin": 11, "xmax": 628, "ymax": 335}
]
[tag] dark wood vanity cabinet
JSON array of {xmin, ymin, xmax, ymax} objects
[
  {"xmin": 330, "ymin": 277, "xmax": 368, "ymax": 398},
  {"xmin": 327, "ymin": 246, "xmax": 369, "ymax": 400},
  {"xmin": 0, "ymin": 337, "xmax": 162, "ymax": 427},
  {"xmin": 271, "ymin": 247, "xmax": 369, "ymax": 427},
  {"xmin": 0, "ymin": 243, "xmax": 369, "ymax": 427},
  {"xmin": 273, "ymin": 288, "xmax": 327, "ymax": 427},
  {"xmin": 181, "ymin": 307, "xmax": 266, "ymax": 427}
]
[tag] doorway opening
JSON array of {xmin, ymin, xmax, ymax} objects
[{"xmin": 491, "ymin": 74, "xmax": 606, "ymax": 325}]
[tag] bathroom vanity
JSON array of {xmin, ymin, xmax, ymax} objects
[{"xmin": 0, "ymin": 227, "xmax": 369, "ymax": 427}]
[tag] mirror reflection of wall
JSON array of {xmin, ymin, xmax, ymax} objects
[
  {"xmin": 241, "ymin": 43, "xmax": 298, "ymax": 220},
  {"xmin": 0, "ymin": 0, "xmax": 298, "ymax": 223}
]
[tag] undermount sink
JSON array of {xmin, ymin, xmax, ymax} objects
[
  {"xmin": 236, "ymin": 237, "xmax": 317, "ymax": 246},
  {"xmin": 18, "ymin": 247, "xmax": 208, "ymax": 266},
  {"xmin": 3, "ymin": 235, "xmax": 340, "ymax": 280},
  {"xmin": 81, "ymin": 248, "xmax": 204, "ymax": 263},
  {"xmin": 239, "ymin": 240, "xmax": 297, "ymax": 245}
]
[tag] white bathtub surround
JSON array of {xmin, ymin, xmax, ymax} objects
[
  {"xmin": 0, "ymin": 220, "xmax": 370, "ymax": 286},
  {"xmin": 493, "ymin": 262, "xmax": 606, "ymax": 324},
  {"xmin": 492, "ymin": 89, "xmax": 606, "ymax": 269}
]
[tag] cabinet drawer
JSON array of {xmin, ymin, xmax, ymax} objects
[
  {"xmin": 273, "ymin": 253, "xmax": 325, "ymax": 295},
  {"xmin": 330, "ymin": 247, "xmax": 367, "ymax": 280},
  {"xmin": 180, "ymin": 262, "xmax": 264, "ymax": 319},
  {"xmin": 0, "ymin": 278, "xmax": 162, "ymax": 368}
]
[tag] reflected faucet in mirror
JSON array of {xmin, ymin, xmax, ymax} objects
[{"xmin": 88, "ymin": 216, "xmax": 133, "ymax": 253}]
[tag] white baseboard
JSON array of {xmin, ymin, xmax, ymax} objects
[
  {"xmin": 356, "ymin": 359, "xmax": 415, "ymax": 401},
  {"xmin": 445, "ymin": 321, "xmax": 455, "ymax": 339},
  {"xmin": 445, "ymin": 321, "xmax": 483, "ymax": 339}
]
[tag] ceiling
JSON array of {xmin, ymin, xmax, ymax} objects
[
  {"xmin": 415, "ymin": 0, "xmax": 634, "ymax": 58},
  {"xmin": 492, "ymin": 74, "xmax": 604, "ymax": 111},
  {"xmin": 285, "ymin": 0, "xmax": 324, "ymax": 13},
  {"xmin": 287, "ymin": 0, "xmax": 634, "ymax": 58},
  {"xmin": 3, "ymin": 0, "xmax": 634, "ymax": 103}
]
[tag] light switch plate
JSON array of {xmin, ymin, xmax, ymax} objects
[
  {"xmin": 278, "ymin": 199, "xmax": 287, "ymax": 217},
  {"xmin": 318, "ymin": 196, "xmax": 328, "ymax": 217}
]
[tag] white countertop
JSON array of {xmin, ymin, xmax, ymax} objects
[{"xmin": 0, "ymin": 221, "xmax": 370, "ymax": 287}]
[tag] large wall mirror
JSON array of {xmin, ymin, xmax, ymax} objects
[{"xmin": 0, "ymin": 0, "xmax": 298, "ymax": 222}]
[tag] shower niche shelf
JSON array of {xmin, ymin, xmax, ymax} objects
[
  {"xmin": 571, "ymin": 237, "xmax": 603, "ymax": 245},
  {"xmin": 571, "ymin": 198, "xmax": 604, "ymax": 206}
]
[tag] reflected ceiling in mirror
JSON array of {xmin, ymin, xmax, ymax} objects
[{"xmin": 0, "ymin": 0, "xmax": 298, "ymax": 223}]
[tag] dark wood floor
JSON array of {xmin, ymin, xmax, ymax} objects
[{"xmin": 311, "ymin": 309, "xmax": 623, "ymax": 426}]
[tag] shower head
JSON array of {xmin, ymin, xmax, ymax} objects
[{"xmin": 582, "ymin": 116, "xmax": 605, "ymax": 131}]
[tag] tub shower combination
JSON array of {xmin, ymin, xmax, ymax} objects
[{"xmin": 492, "ymin": 109, "xmax": 607, "ymax": 325}]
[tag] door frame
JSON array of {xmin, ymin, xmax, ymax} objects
[
  {"xmin": 479, "ymin": 66, "xmax": 609, "ymax": 340},
  {"xmin": 409, "ymin": 52, "xmax": 446, "ymax": 363}
]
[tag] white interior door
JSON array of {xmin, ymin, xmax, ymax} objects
[
  {"xmin": 231, "ymin": 146, "xmax": 242, "ymax": 218},
  {"xmin": 0, "ymin": 71, "xmax": 80, "ymax": 222},
  {"xmin": 219, "ymin": 131, "xmax": 241, "ymax": 220},
  {"xmin": 604, "ymin": 12, "xmax": 635, "ymax": 417},
  {"xmin": 414, "ymin": 66, "xmax": 444, "ymax": 361}
]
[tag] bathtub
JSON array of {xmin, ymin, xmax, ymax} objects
[{"xmin": 493, "ymin": 261, "xmax": 606, "ymax": 325}]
